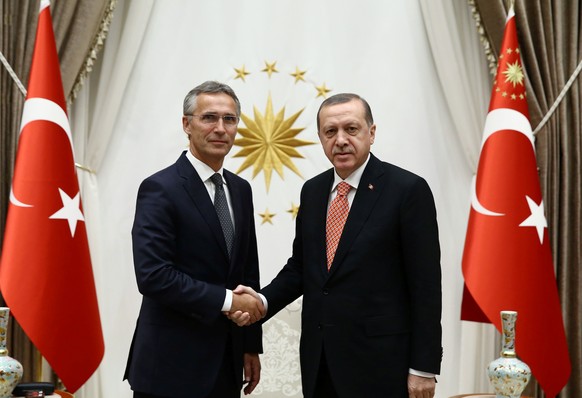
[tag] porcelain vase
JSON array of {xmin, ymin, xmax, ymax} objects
[
  {"xmin": 487, "ymin": 310, "xmax": 531, "ymax": 398},
  {"xmin": 0, "ymin": 307, "xmax": 23, "ymax": 398}
]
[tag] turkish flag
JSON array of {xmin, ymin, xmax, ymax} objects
[
  {"xmin": 461, "ymin": 7, "xmax": 570, "ymax": 397},
  {"xmin": 0, "ymin": 2, "xmax": 104, "ymax": 393}
]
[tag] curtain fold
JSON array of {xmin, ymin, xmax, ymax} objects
[
  {"xmin": 0, "ymin": 0, "xmax": 37, "ymax": 250},
  {"xmin": 473, "ymin": 1, "xmax": 581, "ymax": 397},
  {"xmin": 0, "ymin": 0, "xmax": 114, "ymax": 387},
  {"xmin": 419, "ymin": 0, "xmax": 497, "ymax": 393},
  {"xmin": 419, "ymin": 0, "xmax": 490, "ymax": 172},
  {"xmin": 68, "ymin": 1, "xmax": 156, "ymax": 396}
]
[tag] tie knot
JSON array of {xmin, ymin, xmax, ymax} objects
[
  {"xmin": 210, "ymin": 173, "xmax": 224, "ymax": 187},
  {"xmin": 337, "ymin": 182, "xmax": 351, "ymax": 197}
]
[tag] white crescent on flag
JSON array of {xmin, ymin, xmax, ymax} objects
[
  {"xmin": 481, "ymin": 107, "xmax": 534, "ymax": 150},
  {"xmin": 20, "ymin": 97, "xmax": 73, "ymax": 148},
  {"xmin": 10, "ymin": 97, "xmax": 74, "ymax": 208},
  {"xmin": 470, "ymin": 107, "xmax": 535, "ymax": 216},
  {"xmin": 470, "ymin": 174, "xmax": 504, "ymax": 216}
]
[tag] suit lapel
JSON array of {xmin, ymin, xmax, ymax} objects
[
  {"xmin": 177, "ymin": 154, "xmax": 230, "ymax": 262},
  {"xmin": 328, "ymin": 154, "xmax": 384, "ymax": 275}
]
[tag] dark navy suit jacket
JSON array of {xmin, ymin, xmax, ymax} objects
[
  {"xmin": 125, "ymin": 152, "xmax": 262, "ymax": 397},
  {"xmin": 261, "ymin": 153, "xmax": 442, "ymax": 398}
]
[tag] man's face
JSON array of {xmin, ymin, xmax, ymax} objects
[
  {"xmin": 182, "ymin": 93, "xmax": 239, "ymax": 171},
  {"xmin": 318, "ymin": 99, "xmax": 375, "ymax": 179}
]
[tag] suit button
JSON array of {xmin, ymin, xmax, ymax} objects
[{"xmin": 323, "ymin": 289, "xmax": 329, "ymax": 295}]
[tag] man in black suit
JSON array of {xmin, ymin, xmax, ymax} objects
[
  {"xmin": 125, "ymin": 81, "xmax": 265, "ymax": 398},
  {"xmin": 230, "ymin": 93, "xmax": 442, "ymax": 398}
]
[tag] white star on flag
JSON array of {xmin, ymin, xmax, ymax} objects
[
  {"xmin": 49, "ymin": 188, "xmax": 85, "ymax": 237},
  {"xmin": 519, "ymin": 195, "xmax": 547, "ymax": 244}
]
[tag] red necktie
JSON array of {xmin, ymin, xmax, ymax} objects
[{"xmin": 326, "ymin": 182, "xmax": 351, "ymax": 270}]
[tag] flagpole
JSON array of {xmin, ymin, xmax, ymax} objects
[
  {"xmin": 34, "ymin": 350, "xmax": 42, "ymax": 381},
  {"xmin": 504, "ymin": 0, "xmax": 515, "ymax": 13}
]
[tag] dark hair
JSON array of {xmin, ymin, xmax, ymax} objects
[
  {"xmin": 316, "ymin": 93, "xmax": 374, "ymax": 131},
  {"xmin": 183, "ymin": 81, "xmax": 241, "ymax": 117}
]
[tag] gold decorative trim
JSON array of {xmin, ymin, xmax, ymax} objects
[
  {"xmin": 67, "ymin": 0, "xmax": 117, "ymax": 105},
  {"xmin": 468, "ymin": 0, "xmax": 498, "ymax": 76}
]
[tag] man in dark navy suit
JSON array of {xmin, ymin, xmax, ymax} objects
[
  {"xmin": 231, "ymin": 93, "xmax": 442, "ymax": 398},
  {"xmin": 125, "ymin": 81, "xmax": 265, "ymax": 398}
]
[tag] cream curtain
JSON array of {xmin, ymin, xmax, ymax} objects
[
  {"xmin": 419, "ymin": 0, "xmax": 498, "ymax": 393},
  {"xmin": 69, "ymin": 2, "xmax": 155, "ymax": 396}
]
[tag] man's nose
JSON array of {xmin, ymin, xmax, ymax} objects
[
  {"xmin": 213, "ymin": 118, "xmax": 227, "ymax": 132},
  {"xmin": 335, "ymin": 130, "xmax": 349, "ymax": 145}
]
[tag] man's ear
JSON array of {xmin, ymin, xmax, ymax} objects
[
  {"xmin": 369, "ymin": 124, "xmax": 376, "ymax": 144},
  {"xmin": 182, "ymin": 116, "xmax": 190, "ymax": 133}
]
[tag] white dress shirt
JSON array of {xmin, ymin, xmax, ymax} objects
[{"xmin": 185, "ymin": 150, "xmax": 235, "ymax": 312}]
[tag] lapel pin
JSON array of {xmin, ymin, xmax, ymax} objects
[{"xmin": 368, "ymin": 183, "xmax": 374, "ymax": 190}]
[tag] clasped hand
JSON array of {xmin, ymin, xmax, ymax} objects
[{"xmin": 224, "ymin": 285, "xmax": 265, "ymax": 326}]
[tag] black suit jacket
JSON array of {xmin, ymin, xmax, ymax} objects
[
  {"xmin": 124, "ymin": 152, "xmax": 262, "ymax": 397},
  {"xmin": 262, "ymin": 153, "xmax": 442, "ymax": 398}
]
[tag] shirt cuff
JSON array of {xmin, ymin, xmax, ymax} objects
[
  {"xmin": 222, "ymin": 289, "xmax": 233, "ymax": 312},
  {"xmin": 258, "ymin": 293, "xmax": 268, "ymax": 311},
  {"xmin": 409, "ymin": 369, "xmax": 436, "ymax": 378}
]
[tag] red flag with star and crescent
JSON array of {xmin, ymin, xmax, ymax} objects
[
  {"xmin": 461, "ymin": 6, "xmax": 570, "ymax": 397},
  {"xmin": 0, "ymin": 1, "xmax": 104, "ymax": 392}
]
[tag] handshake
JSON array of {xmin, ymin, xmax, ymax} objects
[{"xmin": 225, "ymin": 285, "xmax": 266, "ymax": 326}]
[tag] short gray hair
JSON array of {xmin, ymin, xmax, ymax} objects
[{"xmin": 183, "ymin": 81, "xmax": 241, "ymax": 117}]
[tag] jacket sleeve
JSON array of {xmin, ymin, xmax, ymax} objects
[
  {"xmin": 132, "ymin": 176, "xmax": 226, "ymax": 321},
  {"xmin": 242, "ymin": 182, "xmax": 263, "ymax": 353},
  {"xmin": 400, "ymin": 176, "xmax": 443, "ymax": 374}
]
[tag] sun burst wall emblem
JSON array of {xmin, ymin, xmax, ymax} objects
[{"xmin": 232, "ymin": 94, "xmax": 316, "ymax": 191}]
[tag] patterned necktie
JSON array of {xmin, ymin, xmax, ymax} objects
[
  {"xmin": 325, "ymin": 181, "xmax": 351, "ymax": 270},
  {"xmin": 210, "ymin": 173, "xmax": 234, "ymax": 257}
]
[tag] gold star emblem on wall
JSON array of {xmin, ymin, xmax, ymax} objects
[
  {"xmin": 231, "ymin": 63, "xmax": 332, "ymax": 99},
  {"xmin": 262, "ymin": 61, "xmax": 279, "ymax": 78},
  {"xmin": 286, "ymin": 203, "xmax": 300, "ymax": 220},
  {"xmin": 232, "ymin": 94, "xmax": 316, "ymax": 191},
  {"xmin": 259, "ymin": 208, "xmax": 276, "ymax": 224},
  {"xmin": 290, "ymin": 67, "xmax": 307, "ymax": 83},
  {"xmin": 234, "ymin": 65, "xmax": 251, "ymax": 81},
  {"xmin": 315, "ymin": 83, "xmax": 331, "ymax": 98}
]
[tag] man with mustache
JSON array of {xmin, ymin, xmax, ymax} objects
[{"xmin": 231, "ymin": 93, "xmax": 442, "ymax": 398}]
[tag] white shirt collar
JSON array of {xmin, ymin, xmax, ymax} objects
[
  {"xmin": 185, "ymin": 150, "xmax": 226, "ymax": 184},
  {"xmin": 330, "ymin": 154, "xmax": 371, "ymax": 193}
]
